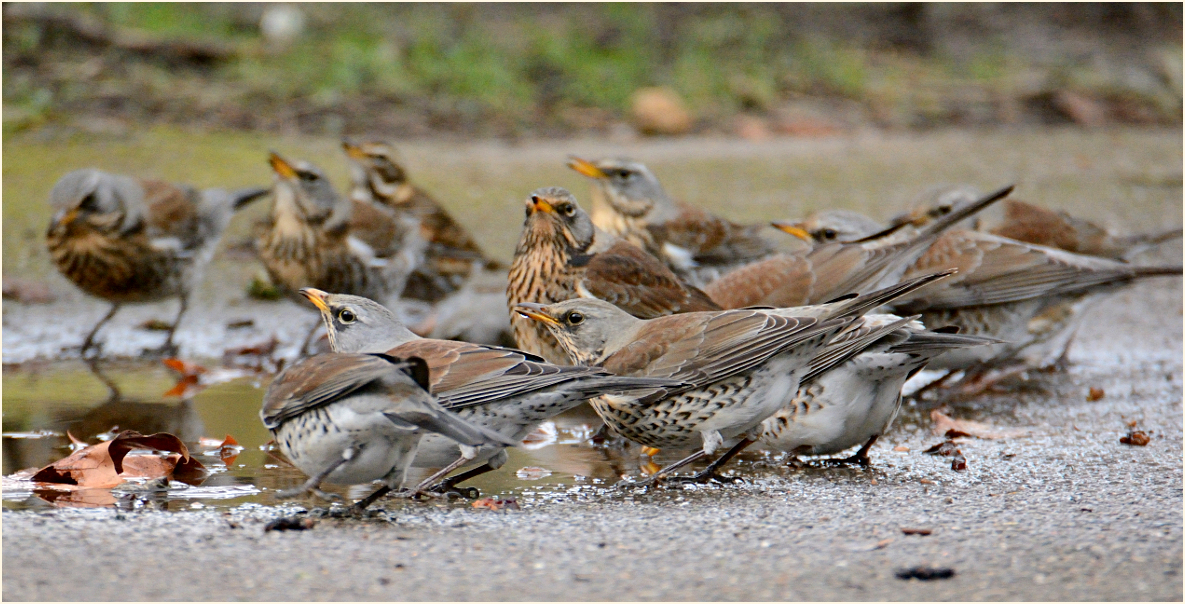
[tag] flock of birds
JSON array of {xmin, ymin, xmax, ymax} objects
[{"xmin": 43, "ymin": 140, "xmax": 1182, "ymax": 508}]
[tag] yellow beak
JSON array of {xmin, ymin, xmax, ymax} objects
[
  {"xmin": 771, "ymin": 222, "xmax": 812, "ymax": 242},
  {"xmin": 514, "ymin": 303, "xmax": 561, "ymax": 327},
  {"xmin": 341, "ymin": 140, "xmax": 369, "ymax": 160},
  {"xmin": 269, "ymin": 152, "xmax": 298, "ymax": 179},
  {"xmin": 567, "ymin": 156, "xmax": 607, "ymax": 179},
  {"xmin": 299, "ymin": 287, "xmax": 331, "ymax": 313},
  {"xmin": 529, "ymin": 195, "xmax": 556, "ymax": 215}
]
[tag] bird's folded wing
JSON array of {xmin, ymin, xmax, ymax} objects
[
  {"xmin": 261, "ymin": 354, "xmax": 397, "ymax": 429},
  {"xmin": 605, "ymin": 310, "xmax": 835, "ymax": 389},
  {"xmin": 583, "ymin": 241, "xmax": 721, "ymax": 318},
  {"xmin": 389, "ymin": 339, "xmax": 604, "ymax": 410},
  {"xmin": 897, "ymin": 231, "xmax": 1145, "ymax": 310}
]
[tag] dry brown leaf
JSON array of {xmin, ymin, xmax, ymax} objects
[
  {"xmin": 31, "ymin": 430, "xmax": 206, "ymax": 488},
  {"xmin": 931, "ymin": 410, "xmax": 1028, "ymax": 439},
  {"xmin": 893, "ymin": 445, "xmax": 910, "ymax": 452},
  {"xmin": 1120, "ymin": 431, "xmax": 1151, "ymax": 446},
  {"xmin": 1087, "ymin": 387, "xmax": 1105, "ymax": 401}
]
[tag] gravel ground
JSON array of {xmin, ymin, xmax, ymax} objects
[{"xmin": 4, "ymin": 274, "xmax": 1181, "ymax": 601}]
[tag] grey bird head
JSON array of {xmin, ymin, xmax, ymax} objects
[
  {"xmin": 514, "ymin": 298, "xmax": 641, "ymax": 365},
  {"xmin": 567, "ymin": 156, "xmax": 672, "ymax": 220},
  {"xmin": 301, "ymin": 288, "xmax": 420, "ymax": 353},
  {"xmin": 888, "ymin": 184, "xmax": 987, "ymax": 231},
  {"xmin": 268, "ymin": 151, "xmax": 349, "ymax": 227},
  {"xmin": 520, "ymin": 186, "xmax": 597, "ymax": 252},
  {"xmin": 342, "ymin": 139, "xmax": 410, "ymax": 204},
  {"xmin": 773, "ymin": 210, "xmax": 887, "ymax": 245},
  {"xmin": 48, "ymin": 168, "xmax": 146, "ymax": 236}
]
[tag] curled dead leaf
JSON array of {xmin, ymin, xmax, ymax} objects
[
  {"xmin": 1087, "ymin": 387, "xmax": 1105, "ymax": 401},
  {"xmin": 30, "ymin": 430, "xmax": 206, "ymax": 488},
  {"xmin": 931, "ymin": 410, "xmax": 1027, "ymax": 439}
]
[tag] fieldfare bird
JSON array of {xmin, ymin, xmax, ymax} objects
[
  {"xmin": 515, "ymin": 271, "xmax": 953, "ymax": 484},
  {"xmin": 46, "ymin": 168, "xmax": 268, "ymax": 356},
  {"xmin": 567, "ymin": 156, "xmax": 777, "ymax": 286},
  {"xmin": 261, "ymin": 352, "xmax": 514, "ymax": 508},
  {"xmin": 342, "ymin": 138, "xmax": 502, "ymax": 302},
  {"xmin": 507, "ymin": 186, "xmax": 720, "ymax": 363},
  {"xmin": 784, "ymin": 190, "xmax": 1182, "ymax": 373},
  {"xmin": 989, "ymin": 199, "xmax": 1181, "ymax": 261},
  {"xmin": 256, "ymin": 151, "xmax": 427, "ymax": 350},
  {"xmin": 886, "ymin": 186, "xmax": 1182, "ymax": 261},
  {"xmin": 757, "ymin": 318, "xmax": 999, "ymax": 464},
  {"xmin": 301, "ymin": 288, "xmax": 683, "ymax": 499},
  {"xmin": 705, "ymin": 185, "xmax": 1014, "ymax": 309}
]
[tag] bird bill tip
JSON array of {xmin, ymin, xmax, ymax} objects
[
  {"xmin": 268, "ymin": 152, "xmax": 298, "ymax": 179},
  {"xmin": 513, "ymin": 304, "xmax": 560, "ymax": 326},
  {"xmin": 566, "ymin": 156, "xmax": 606, "ymax": 179},
  {"xmin": 341, "ymin": 140, "xmax": 368, "ymax": 159},
  {"xmin": 299, "ymin": 287, "xmax": 331, "ymax": 312},
  {"xmin": 772, "ymin": 222, "xmax": 812, "ymax": 241}
]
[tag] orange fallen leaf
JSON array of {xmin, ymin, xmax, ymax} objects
[
  {"xmin": 471, "ymin": 497, "xmax": 519, "ymax": 511},
  {"xmin": 930, "ymin": 410, "xmax": 1028, "ymax": 439},
  {"xmin": 31, "ymin": 430, "xmax": 206, "ymax": 488}
]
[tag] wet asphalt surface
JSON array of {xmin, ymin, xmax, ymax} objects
[
  {"xmin": 4, "ymin": 274, "xmax": 1181, "ymax": 601},
  {"xmin": 3, "ymin": 129, "xmax": 1182, "ymax": 600}
]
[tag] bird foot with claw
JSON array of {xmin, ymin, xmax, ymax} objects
[
  {"xmin": 666, "ymin": 471, "xmax": 743, "ymax": 485},
  {"xmin": 426, "ymin": 484, "xmax": 481, "ymax": 500}
]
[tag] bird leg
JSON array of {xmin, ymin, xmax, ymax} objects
[
  {"xmin": 823, "ymin": 435, "xmax": 878, "ymax": 467},
  {"xmin": 275, "ymin": 450, "xmax": 352, "ymax": 502},
  {"xmin": 352, "ymin": 485, "xmax": 392, "ymax": 512},
  {"xmin": 79, "ymin": 304, "xmax": 121, "ymax": 358},
  {"xmin": 150, "ymin": 294, "xmax": 188, "ymax": 357},
  {"xmin": 667, "ymin": 438, "xmax": 755, "ymax": 484},
  {"xmin": 395, "ymin": 455, "xmax": 474, "ymax": 500},
  {"xmin": 425, "ymin": 462, "xmax": 497, "ymax": 500}
]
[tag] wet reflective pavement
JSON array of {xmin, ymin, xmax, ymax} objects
[{"xmin": 3, "ymin": 128, "xmax": 1181, "ymax": 599}]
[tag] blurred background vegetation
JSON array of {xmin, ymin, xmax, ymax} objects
[{"xmin": 4, "ymin": 3, "xmax": 1182, "ymax": 139}]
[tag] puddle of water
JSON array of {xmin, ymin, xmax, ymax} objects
[{"xmin": 2, "ymin": 360, "xmax": 717, "ymax": 511}]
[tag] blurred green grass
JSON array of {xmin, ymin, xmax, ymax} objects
[{"xmin": 6, "ymin": 4, "xmax": 1180, "ymax": 136}]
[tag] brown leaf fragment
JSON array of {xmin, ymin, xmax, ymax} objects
[
  {"xmin": 265, "ymin": 516, "xmax": 315, "ymax": 532},
  {"xmin": 139, "ymin": 319, "xmax": 173, "ymax": 331},
  {"xmin": 1087, "ymin": 387, "xmax": 1105, "ymax": 401},
  {"xmin": 30, "ymin": 430, "xmax": 206, "ymax": 488},
  {"xmin": 874, "ymin": 538, "xmax": 893, "ymax": 549},
  {"xmin": 471, "ymin": 496, "xmax": 520, "ymax": 511},
  {"xmin": 924, "ymin": 441, "xmax": 960, "ymax": 456},
  {"xmin": 931, "ymin": 410, "xmax": 1027, "ymax": 439},
  {"xmin": 893, "ymin": 445, "xmax": 909, "ymax": 452},
  {"xmin": 923, "ymin": 440, "xmax": 967, "ymax": 471},
  {"xmin": 901, "ymin": 528, "xmax": 933, "ymax": 536},
  {"xmin": 227, "ymin": 319, "xmax": 254, "ymax": 329},
  {"xmin": 896, "ymin": 566, "xmax": 955, "ymax": 581},
  {"xmin": 1120, "ymin": 431, "xmax": 1151, "ymax": 446},
  {"xmin": 951, "ymin": 454, "xmax": 967, "ymax": 471}
]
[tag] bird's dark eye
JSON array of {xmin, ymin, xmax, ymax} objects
[
  {"xmin": 299, "ymin": 171, "xmax": 319, "ymax": 182},
  {"xmin": 566, "ymin": 311, "xmax": 584, "ymax": 325},
  {"xmin": 338, "ymin": 309, "xmax": 356, "ymax": 324},
  {"xmin": 821, "ymin": 229, "xmax": 838, "ymax": 240},
  {"xmin": 617, "ymin": 170, "xmax": 633, "ymax": 180},
  {"xmin": 558, "ymin": 203, "xmax": 575, "ymax": 216}
]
